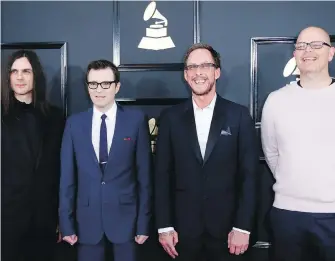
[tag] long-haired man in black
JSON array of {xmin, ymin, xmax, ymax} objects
[{"xmin": 1, "ymin": 50, "xmax": 64, "ymax": 261}]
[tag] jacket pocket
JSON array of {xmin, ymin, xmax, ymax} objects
[{"xmin": 119, "ymin": 194, "xmax": 136, "ymax": 205}]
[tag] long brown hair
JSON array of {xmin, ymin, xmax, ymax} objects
[{"xmin": 1, "ymin": 50, "xmax": 49, "ymax": 115}]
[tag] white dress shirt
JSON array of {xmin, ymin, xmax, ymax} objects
[
  {"xmin": 193, "ymin": 94, "xmax": 216, "ymax": 158},
  {"xmin": 158, "ymin": 94, "xmax": 250, "ymax": 235},
  {"xmin": 92, "ymin": 103, "xmax": 117, "ymax": 161}
]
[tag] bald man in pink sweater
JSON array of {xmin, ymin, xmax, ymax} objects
[{"xmin": 261, "ymin": 26, "xmax": 335, "ymax": 261}]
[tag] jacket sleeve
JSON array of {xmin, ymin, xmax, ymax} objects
[
  {"xmin": 135, "ymin": 113, "xmax": 153, "ymax": 236},
  {"xmin": 233, "ymin": 106, "xmax": 259, "ymax": 232},
  {"xmin": 58, "ymin": 117, "xmax": 77, "ymax": 236},
  {"xmin": 154, "ymin": 110, "xmax": 175, "ymax": 229}
]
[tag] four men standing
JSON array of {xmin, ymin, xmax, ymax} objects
[{"xmin": 1, "ymin": 25, "xmax": 334, "ymax": 261}]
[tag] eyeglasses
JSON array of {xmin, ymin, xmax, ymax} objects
[
  {"xmin": 185, "ymin": 63, "xmax": 217, "ymax": 71},
  {"xmin": 87, "ymin": 81, "xmax": 117, "ymax": 89},
  {"xmin": 295, "ymin": 41, "xmax": 331, "ymax": 50}
]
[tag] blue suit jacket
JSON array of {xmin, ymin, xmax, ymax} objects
[{"xmin": 59, "ymin": 105, "xmax": 152, "ymax": 244}]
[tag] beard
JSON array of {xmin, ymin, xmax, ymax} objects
[{"xmin": 191, "ymin": 79, "xmax": 214, "ymax": 96}]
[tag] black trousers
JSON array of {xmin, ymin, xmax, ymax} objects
[
  {"xmin": 175, "ymin": 232, "xmax": 248, "ymax": 261},
  {"xmin": 1, "ymin": 219, "xmax": 57, "ymax": 261},
  {"xmin": 270, "ymin": 207, "xmax": 335, "ymax": 261}
]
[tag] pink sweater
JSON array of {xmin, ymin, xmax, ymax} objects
[{"xmin": 261, "ymin": 80, "xmax": 335, "ymax": 213}]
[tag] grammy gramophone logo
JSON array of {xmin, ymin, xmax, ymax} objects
[
  {"xmin": 148, "ymin": 118, "xmax": 159, "ymax": 153},
  {"xmin": 283, "ymin": 57, "xmax": 300, "ymax": 81},
  {"xmin": 138, "ymin": 1, "xmax": 175, "ymax": 51}
]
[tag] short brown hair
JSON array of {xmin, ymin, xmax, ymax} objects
[
  {"xmin": 85, "ymin": 59, "xmax": 120, "ymax": 83},
  {"xmin": 183, "ymin": 43, "xmax": 221, "ymax": 69}
]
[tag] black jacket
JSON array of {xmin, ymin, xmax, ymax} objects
[
  {"xmin": 154, "ymin": 95, "xmax": 259, "ymax": 240},
  {"xmin": 1, "ymin": 100, "xmax": 64, "ymax": 235}
]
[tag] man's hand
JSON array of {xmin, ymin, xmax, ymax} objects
[
  {"xmin": 57, "ymin": 232, "xmax": 62, "ymax": 243},
  {"xmin": 63, "ymin": 235, "xmax": 78, "ymax": 246},
  {"xmin": 159, "ymin": 230, "xmax": 179, "ymax": 259},
  {"xmin": 228, "ymin": 230, "xmax": 249, "ymax": 255},
  {"xmin": 56, "ymin": 226, "xmax": 62, "ymax": 243},
  {"xmin": 135, "ymin": 235, "xmax": 149, "ymax": 244}
]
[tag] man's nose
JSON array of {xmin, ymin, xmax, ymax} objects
[
  {"xmin": 305, "ymin": 44, "xmax": 313, "ymax": 52},
  {"xmin": 195, "ymin": 67, "xmax": 203, "ymax": 75},
  {"xmin": 96, "ymin": 85, "xmax": 103, "ymax": 93},
  {"xmin": 16, "ymin": 71, "xmax": 23, "ymax": 79}
]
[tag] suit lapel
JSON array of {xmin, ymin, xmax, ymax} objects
[
  {"xmin": 105, "ymin": 104, "xmax": 124, "ymax": 172},
  {"xmin": 183, "ymin": 100, "xmax": 203, "ymax": 165},
  {"xmin": 203, "ymin": 97, "xmax": 227, "ymax": 165},
  {"xmin": 83, "ymin": 108, "xmax": 100, "ymax": 168}
]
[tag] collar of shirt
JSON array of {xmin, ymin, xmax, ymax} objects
[
  {"xmin": 93, "ymin": 102, "xmax": 117, "ymax": 122},
  {"xmin": 192, "ymin": 93, "xmax": 217, "ymax": 112}
]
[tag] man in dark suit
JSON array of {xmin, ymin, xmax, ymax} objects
[
  {"xmin": 59, "ymin": 60, "xmax": 152, "ymax": 261},
  {"xmin": 154, "ymin": 44, "xmax": 259, "ymax": 261},
  {"xmin": 1, "ymin": 50, "xmax": 64, "ymax": 261}
]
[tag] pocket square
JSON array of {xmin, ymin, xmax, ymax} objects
[
  {"xmin": 220, "ymin": 127, "xmax": 231, "ymax": 136},
  {"xmin": 124, "ymin": 137, "xmax": 131, "ymax": 141}
]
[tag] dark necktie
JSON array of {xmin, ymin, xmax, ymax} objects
[{"xmin": 99, "ymin": 114, "xmax": 108, "ymax": 172}]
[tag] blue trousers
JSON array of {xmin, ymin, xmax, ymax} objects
[
  {"xmin": 78, "ymin": 234, "xmax": 138, "ymax": 261},
  {"xmin": 270, "ymin": 207, "xmax": 335, "ymax": 261}
]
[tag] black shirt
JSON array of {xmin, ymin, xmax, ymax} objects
[{"xmin": 297, "ymin": 78, "xmax": 335, "ymax": 87}]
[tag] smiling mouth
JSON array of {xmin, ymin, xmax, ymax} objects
[
  {"xmin": 302, "ymin": 57, "xmax": 317, "ymax": 61},
  {"xmin": 194, "ymin": 79, "xmax": 206, "ymax": 84},
  {"xmin": 15, "ymin": 84, "xmax": 26, "ymax": 87}
]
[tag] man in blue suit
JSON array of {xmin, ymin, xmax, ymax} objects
[{"xmin": 59, "ymin": 60, "xmax": 152, "ymax": 261}]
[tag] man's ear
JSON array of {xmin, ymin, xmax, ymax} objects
[
  {"xmin": 115, "ymin": 82, "xmax": 121, "ymax": 94},
  {"xmin": 184, "ymin": 70, "xmax": 188, "ymax": 82},
  {"xmin": 214, "ymin": 67, "xmax": 221, "ymax": 80},
  {"xmin": 329, "ymin": 46, "xmax": 335, "ymax": 62}
]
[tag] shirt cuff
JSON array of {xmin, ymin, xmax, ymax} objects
[
  {"xmin": 158, "ymin": 227, "xmax": 175, "ymax": 233},
  {"xmin": 232, "ymin": 227, "xmax": 250, "ymax": 234}
]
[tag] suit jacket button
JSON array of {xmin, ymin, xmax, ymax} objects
[
  {"xmin": 203, "ymin": 196, "xmax": 208, "ymax": 200},
  {"xmin": 101, "ymin": 181, "xmax": 105, "ymax": 185}
]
